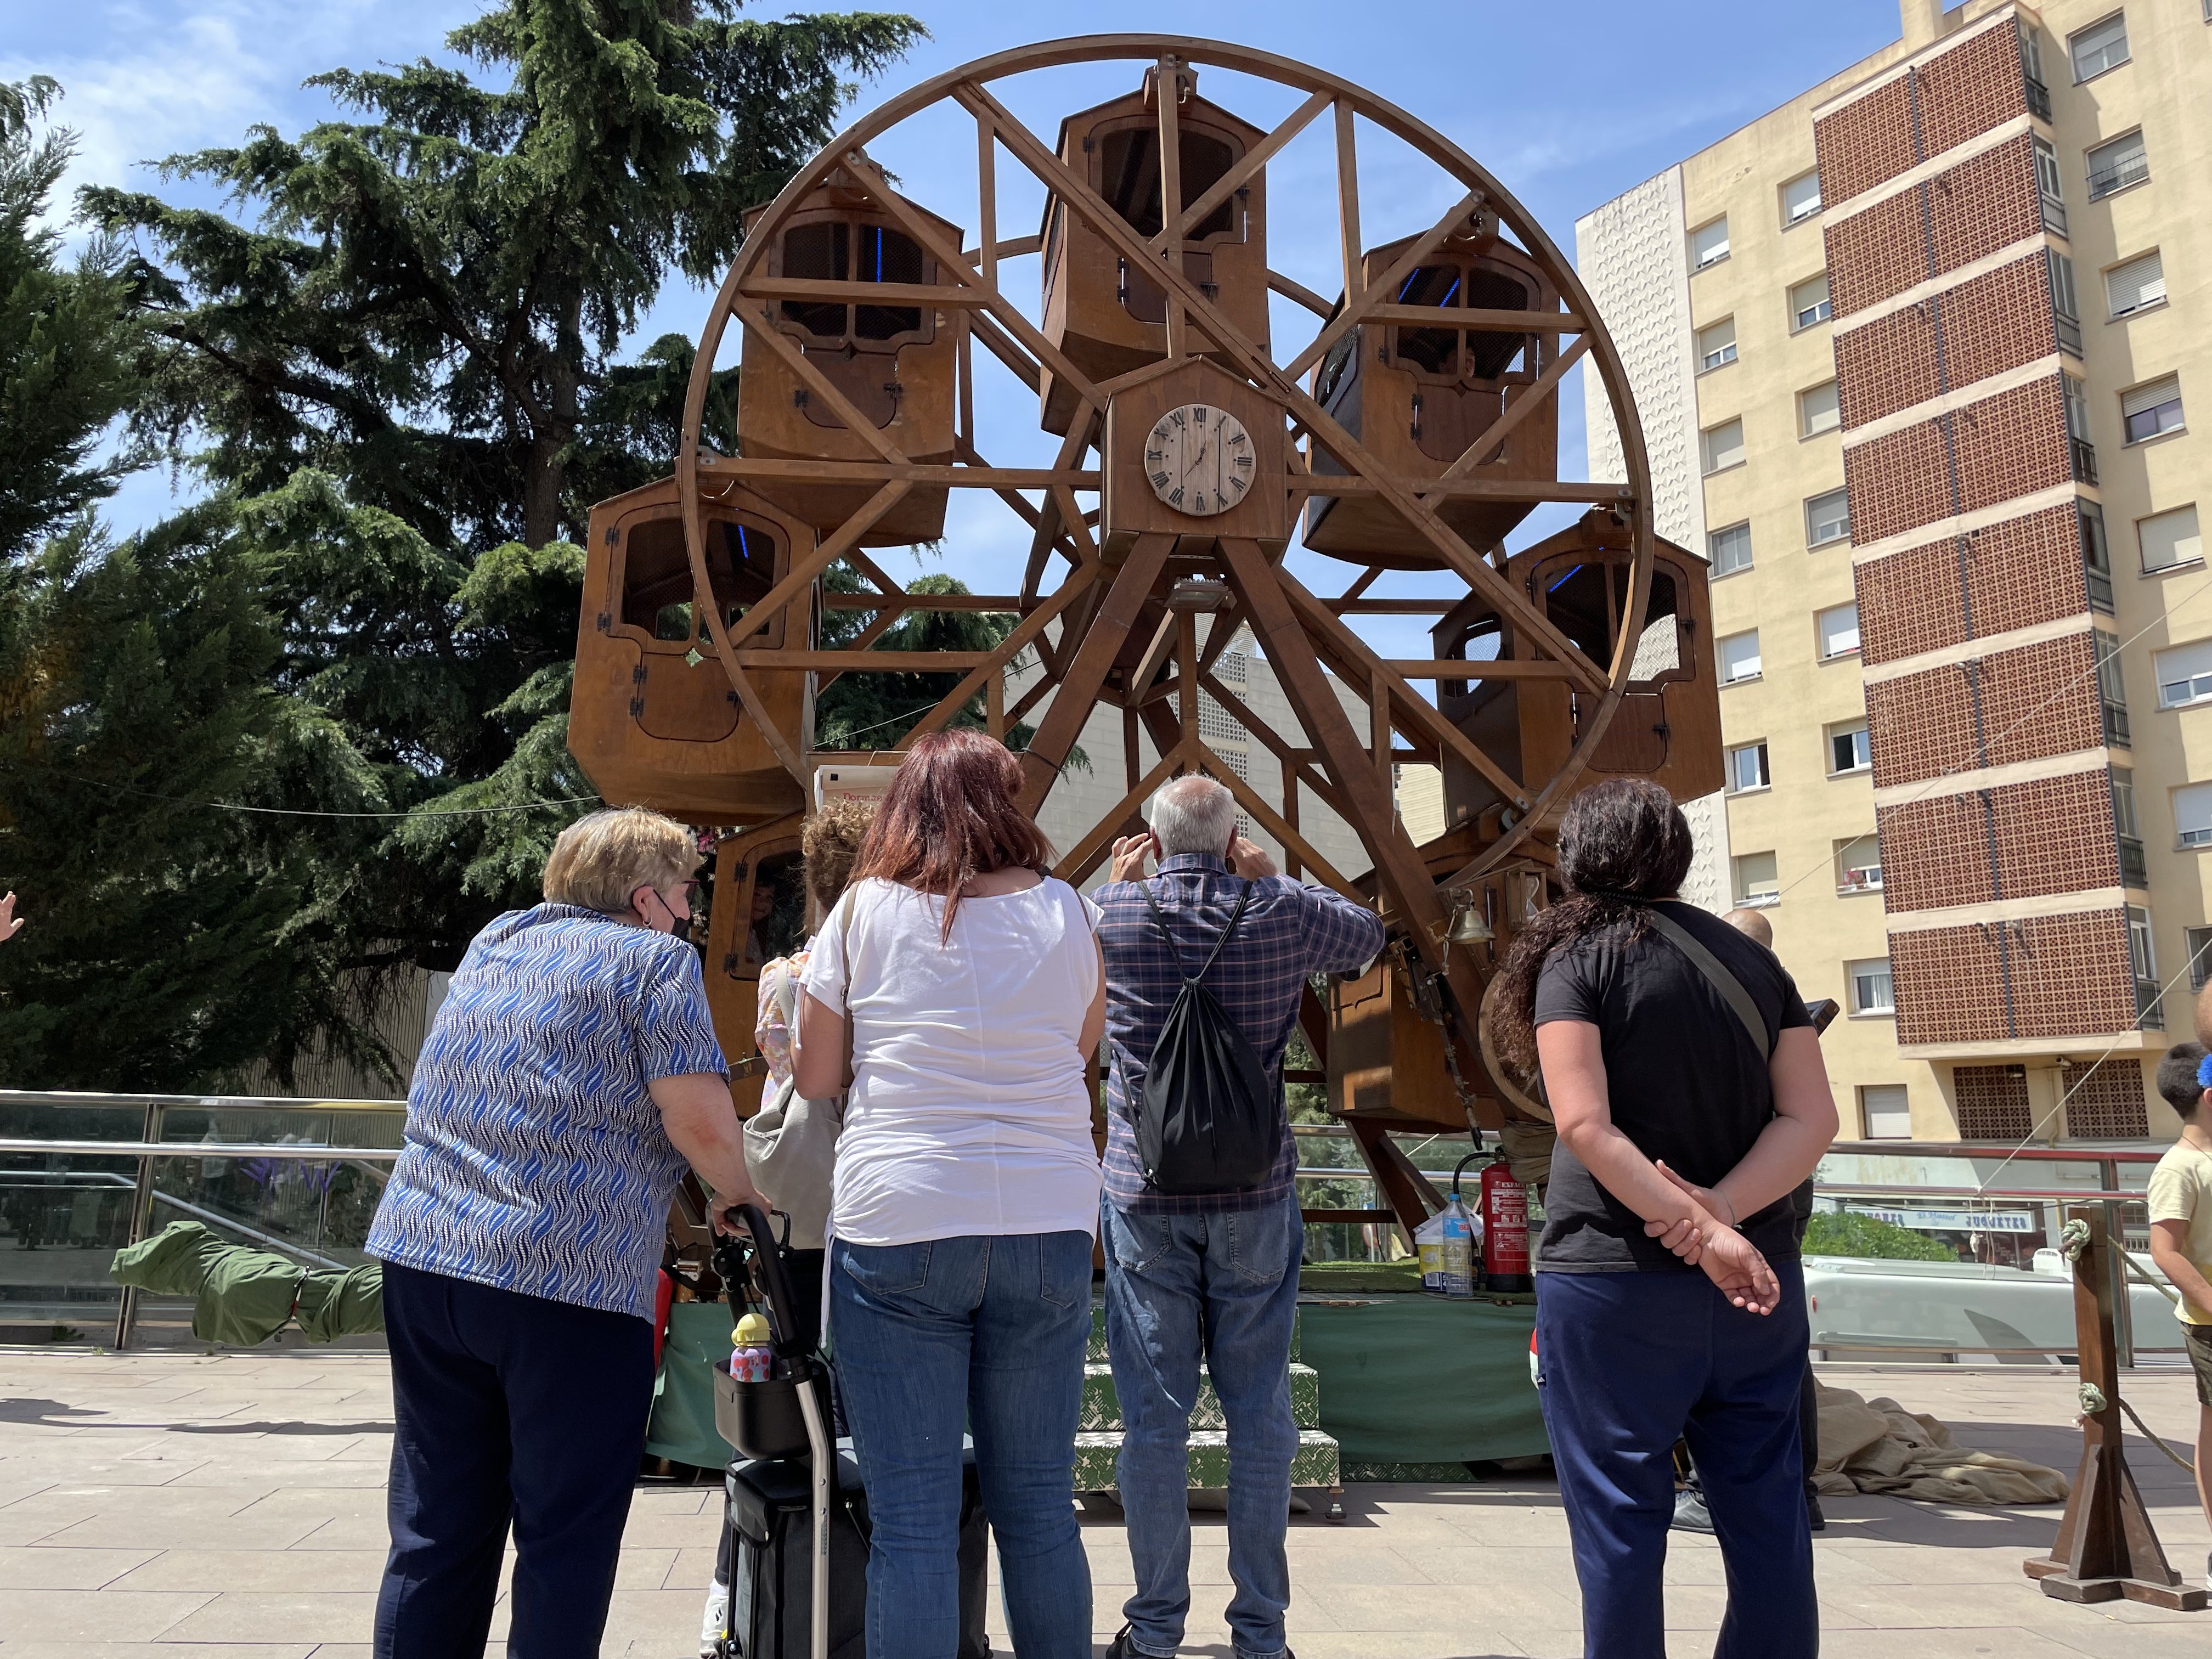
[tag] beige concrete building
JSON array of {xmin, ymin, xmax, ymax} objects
[{"xmin": 1578, "ymin": 0, "xmax": 2212, "ymax": 1148}]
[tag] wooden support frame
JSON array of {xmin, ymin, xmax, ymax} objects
[{"xmin": 2024, "ymin": 1207, "xmax": 2210, "ymax": 1610}]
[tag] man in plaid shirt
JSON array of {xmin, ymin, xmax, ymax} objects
[{"xmin": 1097, "ymin": 776, "xmax": 1384, "ymax": 1659}]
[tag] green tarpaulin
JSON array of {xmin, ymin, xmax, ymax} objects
[
  {"xmin": 640, "ymin": 1293, "xmax": 1547, "ymax": 1475},
  {"xmin": 110, "ymin": 1220, "xmax": 383, "ymax": 1347},
  {"xmin": 1297, "ymin": 1295, "xmax": 1547, "ymax": 1465}
]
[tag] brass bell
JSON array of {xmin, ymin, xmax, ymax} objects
[{"xmin": 1446, "ymin": 888, "xmax": 1493, "ymax": 946}]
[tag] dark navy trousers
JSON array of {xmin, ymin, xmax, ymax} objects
[
  {"xmin": 1536, "ymin": 1260, "xmax": 1818, "ymax": 1659},
  {"xmin": 374, "ymin": 1261, "xmax": 657, "ymax": 1659}
]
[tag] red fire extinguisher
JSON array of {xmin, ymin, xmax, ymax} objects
[{"xmin": 1479, "ymin": 1142, "xmax": 1532, "ymax": 1294}]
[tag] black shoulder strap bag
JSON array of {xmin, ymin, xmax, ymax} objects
[
  {"xmin": 1124, "ymin": 876, "xmax": 1282, "ymax": 1194},
  {"xmin": 1640, "ymin": 905, "xmax": 1770, "ymax": 1063}
]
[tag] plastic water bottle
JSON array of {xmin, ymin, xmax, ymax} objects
[{"xmin": 730, "ymin": 1311, "xmax": 773, "ymax": 1382}]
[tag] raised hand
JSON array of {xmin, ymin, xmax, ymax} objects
[
  {"xmin": 1226, "ymin": 837, "xmax": 1279, "ymax": 881},
  {"xmin": 1110, "ymin": 834, "xmax": 1153, "ymax": 882},
  {"xmin": 0, "ymin": 891, "xmax": 20, "ymax": 944}
]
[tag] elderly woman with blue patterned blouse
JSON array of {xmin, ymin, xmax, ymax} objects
[{"xmin": 365, "ymin": 806, "xmax": 760, "ymax": 1659}]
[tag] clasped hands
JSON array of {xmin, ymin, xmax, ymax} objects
[{"xmin": 1643, "ymin": 1161, "xmax": 1783, "ymax": 1317}]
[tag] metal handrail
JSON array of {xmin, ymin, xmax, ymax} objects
[
  {"xmin": 0, "ymin": 1138, "xmax": 400, "ymax": 1160},
  {"xmin": 2, "ymin": 1089, "xmax": 406, "ymax": 1114}
]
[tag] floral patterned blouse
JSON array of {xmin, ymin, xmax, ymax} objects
[{"xmin": 754, "ymin": 945, "xmax": 811, "ymax": 1088}]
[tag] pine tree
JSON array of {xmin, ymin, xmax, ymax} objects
[
  {"xmin": 0, "ymin": 76, "xmax": 143, "ymax": 559},
  {"xmin": 79, "ymin": 1, "xmax": 924, "ymax": 983}
]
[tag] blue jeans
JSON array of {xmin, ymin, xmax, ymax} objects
[
  {"xmin": 1536, "ymin": 1260, "xmax": 1818, "ymax": 1659},
  {"xmin": 831, "ymin": 1231, "xmax": 1094, "ymax": 1659},
  {"xmin": 1102, "ymin": 1193, "xmax": 1302, "ymax": 1659}
]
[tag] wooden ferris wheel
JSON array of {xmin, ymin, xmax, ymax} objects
[{"xmin": 567, "ymin": 37, "xmax": 1723, "ymax": 1233}]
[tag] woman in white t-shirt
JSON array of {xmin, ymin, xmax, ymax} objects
[{"xmin": 793, "ymin": 729, "xmax": 1103, "ymax": 1659}]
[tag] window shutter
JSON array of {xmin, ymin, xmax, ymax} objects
[
  {"xmin": 2140, "ymin": 505, "xmax": 2201, "ymax": 572},
  {"xmin": 2106, "ymin": 251, "xmax": 2165, "ymax": 317},
  {"xmin": 2123, "ymin": 375, "xmax": 2181, "ymax": 419}
]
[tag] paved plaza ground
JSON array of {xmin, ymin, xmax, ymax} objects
[{"xmin": 0, "ymin": 1346, "xmax": 2206, "ymax": 1657}]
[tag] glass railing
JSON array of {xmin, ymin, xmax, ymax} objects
[{"xmin": 0, "ymin": 1091, "xmax": 403, "ymax": 1348}]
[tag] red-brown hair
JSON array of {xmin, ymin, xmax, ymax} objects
[{"xmin": 847, "ymin": 729, "xmax": 1056, "ymax": 938}]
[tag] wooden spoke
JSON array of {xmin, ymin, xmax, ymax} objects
[
  {"xmin": 1337, "ymin": 565, "xmax": 1385, "ymax": 603},
  {"xmin": 1356, "ymin": 304, "xmax": 1586, "ymax": 330},
  {"xmin": 1333, "ymin": 99, "xmax": 1363, "ymax": 317},
  {"xmin": 1156, "ymin": 86, "xmax": 1331, "ymax": 251},
  {"xmin": 1016, "ymin": 533, "xmax": 1176, "ymax": 810},
  {"xmin": 961, "ymin": 234, "xmax": 1042, "ymax": 265},
  {"xmin": 898, "ymin": 558, "xmax": 1103, "ymax": 747},
  {"xmin": 1199, "ymin": 672, "xmax": 1352, "ymax": 822},
  {"xmin": 740, "ymin": 279, "xmax": 987, "ymax": 307},
  {"xmin": 977, "ymin": 110, "xmax": 998, "ymax": 298},
  {"xmin": 840, "ymin": 141, "xmax": 1109, "ymax": 417},
  {"xmin": 1128, "ymin": 611, "xmax": 1179, "ymax": 702},
  {"xmin": 1418, "ymin": 334, "xmax": 1592, "ymax": 499},
  {"xmin": 1282, "ymin": 188, "xmax": 1484, "ymax": 385},
  {"xmin": 1155, "ymin": 54, "xmax": 1188, "ymax": 362},
  {"xmin": 1196, "ymin": 740, "xmax": 1357, "ymax": 898},
  {"xmin": 821, "ymin": 592, "xmax": 1031, "ymax": 612},
  {"xmin": 703, "ymin": 456, "xmax": 1098, "ymax": 490},
  {"xmin": 730, "ymin": 299, "xmax": 907, "ymax": 465},
  {"xmin": 1053, "ymin": 741, "xmax": 1191, "ymax": 887},
  {"xmin": 1268, "ymin": 269, "xmax": 1332, "ymax": 318},
  {"xmin": 968, "ymin": 308, "xmax": 1044, "ymax": 394}
]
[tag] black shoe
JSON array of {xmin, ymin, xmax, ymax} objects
[
  {"xmin": 1671, "ymin": 1486, "xmax": 1716, "ymax": 1534},
  {"xmin": 1806, "ymin": 1491, "xmax": 1827, "ymax": 1532}
]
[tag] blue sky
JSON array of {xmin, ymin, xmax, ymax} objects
[{"xmin": 9, "ymin": 0, "xmax": 1908, "ymax": 651}]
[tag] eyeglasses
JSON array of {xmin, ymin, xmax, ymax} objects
[{"xmin": 634, "ymin": 880, "xmax": 702, "ymax": 909}]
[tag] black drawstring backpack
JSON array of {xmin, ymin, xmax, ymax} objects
[{"xmin": 1124, "ymin": 877, "xmax": 1280, "ymax": 1193}]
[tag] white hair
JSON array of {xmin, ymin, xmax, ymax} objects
[{"xmin": 1147, "ymin": 775, "xmax": 1237, "ymax": 856}]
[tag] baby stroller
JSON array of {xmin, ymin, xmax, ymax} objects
[{"xmin": 707, "ymin": 1204, "xmax": 989, "ymax": 1659}]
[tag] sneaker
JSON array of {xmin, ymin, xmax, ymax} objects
[
  {"xmin": 1805, "ymin": 1490, "xmax": 1827, "ymax": 1532},
  {"xmin": 698, "ymin": 1578, "xmax": 729, "ymax": 1658},
  {"xmin": 1108, "ymin": 1626, "xmax": 1186, "ymax": 1659},
  {"xmin": 1671, "ymin": 1486, "xmax": 1716, "ymax": 1534}
]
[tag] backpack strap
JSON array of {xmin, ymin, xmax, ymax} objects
[
  {"xmin": 1642, "ymin": 906, "xmax": 1771, "ymax": 1063},
  {"xmin": 1137, "ymin": 873, "xmax": 1256, "ymax": 986}
]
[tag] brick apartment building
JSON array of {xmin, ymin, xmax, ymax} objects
[{"xmin": 1578, "ymin": 0, "xmax": 2212, "ymax": 1146}]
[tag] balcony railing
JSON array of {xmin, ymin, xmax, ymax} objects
[
  {"xmin": 2102, "ymin": 699, "xmax": 2131, "ymax": 746},
  {"xmin": 2086, "ymin": 153, "xmax": 2149, "ymax": 201},
  {"xmin": 2086, "ymin": 563, "xmax": 2114, "ymax": 612},
  {"xmin": 2069, "ymin": 434, "xmax": 2097, "ymax": 482},
  {"xmin": 2024, "ymin": 74, "xmax": 2052, "ymax": 121},
  {"xmin": 2136, "ymin": 978, "xmax": 2165, "ymax": 1029},
  {"xmin": 2118, "ymin": 833, "xmax": 2147, "ymax": 887},
  {"xmin": 2039, "ymin": 191, "xmax": 2068, "ymax": 238}
]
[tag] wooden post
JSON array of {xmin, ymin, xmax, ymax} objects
[{"xmin": 2023, "ymin": 1205, "xmax": 2208, "ymax": 1610}]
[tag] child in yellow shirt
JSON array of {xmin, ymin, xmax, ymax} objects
[{"xmin": 2149, "ymin": 1042, "xmax": 2212, "ymax": 1589}]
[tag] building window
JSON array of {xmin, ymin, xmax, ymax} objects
[
  {"xmin": 2179, "ymin": 781, "xmax": 2212, "ymax": 848},
  {"xmin": 1828, "ymin": 718, "xmax": 1871, "ymax": 775},
  {"xmin": 2048, "ymin": 249, "xmax": 2083, "ymax": 356},
  {"xmin": 1848, "ymin": 958, "xmax": 1895, "ymax": 1016},
  {"xmin": 2097, "ymin": 628, "xmax": 2130, "ymax": 746},
  {"xmin": 1733, "ymin": 851, "xmax": 1780, "ymax": 907},
  {"xmin": 1701, "ymin": 417, "xmax": 1745, "ymax": 475},
  {"xmin": 1860, "ymin": 1084, "xmax": 1912, "ymax": 1139},
  {"xmin": 1781, "ymin": 170, "xmax": 1822, "ymax": 226},
  {"xmin": 1805, "ymin": 487, "xmax": 1850, "ymax": 548},
  {"xmin": 2128, "ymin": 906, "xmax": 2160, "ymax": 1029},
  {"xmin": 2123, "ymin": 374, "xmax": 2183, "ymax": 444},
  {"xmin": 1709, "ymin": 520, "xmax": 1753, "ymax": 575},
  {"xmin": 1790, "ymin": 272, "xmax": 1832, "ymax": 331},
  {"xmin": 1690, "ymin": 216, "xmax": 1730, "ymax": 270},
  {"xmin": 2155, "ymin": 638, "xmax": 2212, "ymax": 709},
  {"xmin": 2034, "ymin": 137, "xmax": 2068, "ymax": 234},
  {"xmin": 1697, "ymin": 317, "xmax": 1737, "ymax": 371},
  {"xmin": 1719, "ymin": 629, "xmax": 1761, "ymax": 684},
  {"xmin": 2065, "ymin": 372, "xmax": 2096, "ymax": 481},
  {"xmin": 2080, "ymin": 500, "xmax": 2114, "ymax": 612},
  {"xmin": 2188, "ymin": 925, "xmax": 2212, "ymax": 993},
  {"xmin": 2113, "ymin": 771, "xmax": 2146, "ymax": 887},
  {"xmin": 1799, "ymin": 380, "xmax": 1840, "ymax": 438},
  {"xmin": 1835, "ymin": 833, "xmax": 1882, "ymax": 894},
  {"xmin": 2106, "ymin": 249, "xmax": 2165, "ymax": 318},
  {"xmin": 2139, "ymin": 504, "xmax": 2202, "ymax": 574},
  {"xmin": 2069, "ymin": 14, "xmax": 2130, "ymax": 83},
  {"xmin": 2086, "ymin": 129, "xmax": 2149, "ymax": 201},
  {"xmin": 1816, "ymin": 602, "xmax": 1860, "ymax": 660},
  {"xmin": 1725, "ymin": 740, "xmax": 1770, "ymax": 793}
]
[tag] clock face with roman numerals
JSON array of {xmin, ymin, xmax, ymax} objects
[{"xmin": 1144, "ymin": 404, "xmax": 1254, "ymax": 518}]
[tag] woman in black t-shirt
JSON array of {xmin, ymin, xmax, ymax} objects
[{"xmin": 1492, "ymin": 780, "xmax": 1837, "ymax": 1659}]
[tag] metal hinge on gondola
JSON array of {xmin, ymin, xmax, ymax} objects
[{"xmin": 630, "ymin": 662, "xmax": 647, "ymax": 717}]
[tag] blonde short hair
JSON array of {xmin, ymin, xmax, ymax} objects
[
  {"xmin": 543, "ymin": 808, "xmax": 698, "ymax": 914},
  {"xmin": 801, "ymin": 798, "xmax": 878, "ymax": 915}
]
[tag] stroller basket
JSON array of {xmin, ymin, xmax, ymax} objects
[{"xmin": 712, "ymin": 1364, "xmax": 815, "ymax": 1463}]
